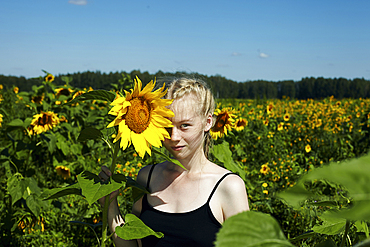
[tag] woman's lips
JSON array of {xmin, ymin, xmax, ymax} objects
[{"xmin": 172, "ymin": 146, "xmax": 184, "ymax": 151}]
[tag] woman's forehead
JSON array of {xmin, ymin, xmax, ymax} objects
[{"xmin": 169, "ymin": 94, "xmax": 200, "ymax": 120}]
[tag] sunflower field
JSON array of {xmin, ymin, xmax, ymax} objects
[{"xmin": 1, "ymin": 73, "xmax": 370, "ymax": 247}]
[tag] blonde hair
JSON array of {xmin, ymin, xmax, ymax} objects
[{"xmin": 165, "ymin": 77, "xmax": 215, "ymax": 158}]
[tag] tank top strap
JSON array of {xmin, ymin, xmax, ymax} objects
[
  {"xmin": 146, "ymin": 164, "xmax": 157, "ymax": 190},
  {"xmin": 206, "ymin": 173, "xmax": 236, "ymax": 204}
]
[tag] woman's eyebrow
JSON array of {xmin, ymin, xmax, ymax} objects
[{"xmin": 174, "ymin": 118, "xmax": 193, "ymax": 124}]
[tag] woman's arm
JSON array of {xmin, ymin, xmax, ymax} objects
[
  {"xmin": 99, "ymin": 165, "xmax": 153, "ymax": 246},
  {"xmin": 99, "ymin": 166, "xmax": 140, "ymax": 247},
  {"xmin": 106, "ymin": 199, "xmax": 139, "ymax": 247}
]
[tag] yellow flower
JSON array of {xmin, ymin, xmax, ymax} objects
[
  {"xmin": 55, "ymin": 87, "xmax": 73, "ymax": 98},
  {"xmin": 305, "ymin": 144, "xmax": 312, "ymax": 153},
  {"xmin": 263, "ymin": 190, "xmax": 269, "ymax": 195},
  {"xmin": 107, "ymin": 76, "xmax": 174, "ymax": 158},
  {"xmin": 0, "ymin": 114, "xmax": 3, "ymax": 127},
  {"xmin": 13, "ymin": 86, "xmax": 19, "ymax": 94},
  {"xmin": 72, "ymin": 90, "xmax": 85, "ymax": 100},
  {"xmin": 283, "ymin": 113, "xmax": 290, "ymax": 121},
  {"xmin": 29, "ymin": 111, "xmax": 60, "ymax": 135},
  {"xmin": 31, "ymin": 94, "xmax": 44, "ymax": 104},
  {"xmin": 59, "ymin": 115, "xmax": 68, "ymax": 122},
  {"xmin": 55, "ymin": 166, "xmax": 71, "ymax": 179},
  {"xmin": 262, "ymin": 182, "xmax": 268, "ymax": 188},
  {"xmin": 210, "ymin": 108, "xmax": 236, "ymax": 140},
  {"xmin": 266, "ymin": 104, "xmax": 273, "ymax": 114},
  {"xmin": 260, "ymin": 164, "xmax": 270, "ymax": 175},
  {"xmin": 45, "ymin": 74, "xmax": 55, "ymax": 82},
  {"xmin": 234, "ymin": 118, "xmax": 248, "ymax": 131},
  {"xmin": 0, "ymin": 84, "xmax": 3, "ymax": 90},
  {"xmin": 263, "ymin": 119, "xmax": 269, "ymax": 126},
  {"xmin": 277, "ymin": 122, "xmax": 284, "ymax": 131}
]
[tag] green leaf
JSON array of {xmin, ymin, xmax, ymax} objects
[
  {"xmin": 7, "ymin": 119, "xmax": 24, "ymax": 127},
  {"xmin": 355, "ymin": 221, "xmax": 370, "ymax": 238},
  {"xmin": 77, "ymin": 127, "xmax": 103, "ymax": 142},
  {"xmin": 152, "ymin": 147, "xmax": 187, "ymax": 170},
  {"xmin": 115, "ymin": 214, "xmax": 164, "ymax": 240},
  {"xmin": 7, "ymin": 175, "xmax": 41, "ymax": 205},
  {"xmin": 43, "ymin": 133, "xmax": 57, "ymax": 153},
  {"xmin": 70, "ymin": 144, "xmax": 82, "ymax": 155},
  {"xmin": 215, "ymin": 211, "xmax": 294, "ymax": 247},
  {"xmin": 313, "ymin": 212, "xmax": 347, "ymax": 235},
  {"xmin": 278, "ymin": 152, "xmax": 370, "ymax": 220},
  {"xmin": 23, "ymin": 118, "xmax": 32, "ymax": 127},
  {"xmin": 24, "ymin": 177, "xmax": 42, "ymax": 196},
  {"xmin": 7, "ymin": 174, "xmax": 26, "ymax": 205},
  {"xmin": 277, "ymin": 182, "xmax": 314, "ymax": 209},
  {"xmin": 66, "ymin": 90, "xmax": 116, "ymax": 105},
  {"xmin": 26, "ymin": 194, "xmax": 42, "ymax": 217},
  {"xmin": 41, "ymin": 183, "xmax": 82, "ymax": 200},
  {"xmin": 59, "ymin": 141, "xmax": 70, "ymax": 156},
  {"xmin": 77, "ymin": 171, "xmax": 126, "ymax": 205},
  {"xmin": 211, "ymin": 141, "xmax": 246, "ymax": 179}
]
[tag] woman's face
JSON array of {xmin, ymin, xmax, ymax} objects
[{"xmin": 163, "ymin": 93, "xmax": 212, "ymax": 162}]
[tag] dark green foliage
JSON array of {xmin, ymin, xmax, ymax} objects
[{"xmin": 1, "ymin": 71, "xmax": 370, "ymax": 99}]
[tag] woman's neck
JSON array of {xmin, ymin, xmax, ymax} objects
[{"xmin": 175, "ymin": 149, "xmax": 209, "ymax": 174}]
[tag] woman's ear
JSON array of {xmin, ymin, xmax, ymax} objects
[{"xmin": 204, "ymin": 113, "xmax": 213, "ymax": 132}]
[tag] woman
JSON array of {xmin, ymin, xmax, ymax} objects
[{"xmin": 99, "ymin": 78, "xmax": 249, "ymax": 247}]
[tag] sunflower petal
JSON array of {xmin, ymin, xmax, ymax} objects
[
  {"xmin": 107, "ymin": 117, "xmax": 123, "ymax": 128},
  {"xmin": 143, "ymin": 123, "xmax": 163, "ymax": 148},
  {"xmin": 117, "ymin": 122, "xmax": 131, "ymax": 150},
  {"xmin": 131, "ymin": 132, "xmax": 150, "ymax": 158},
  {"xmin": 140, "ymin": 79, "xmax": 155, "ymax": 97}
]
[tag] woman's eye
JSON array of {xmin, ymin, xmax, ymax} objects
[{"xmin": 180, "ymin": 124, "xmax": 189, "ymax": 128}]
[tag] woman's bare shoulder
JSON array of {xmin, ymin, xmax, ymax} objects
[
  {"xmin": 136, "ymin": 161, "xmax": 168, "ymax": 188},
  {"xmin": 136, "ymin": 164, "xmax": 153, "ymax": 188},
  {"xmin": 217, "ymin": 171, "xmax": 250, "ymax": 217}
]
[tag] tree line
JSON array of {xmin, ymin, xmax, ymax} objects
[{"xmin": 1, "ymin": 70, "xmax": 369, "ymax": 99}]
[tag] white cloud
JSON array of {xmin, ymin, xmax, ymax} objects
[
  {"xmin": 68, "ymin": 0, "xmax": 88, "ymax": 5},
  {"xmin": 259, "ymin": 52, "xmax": 269, "ymax": 58}
]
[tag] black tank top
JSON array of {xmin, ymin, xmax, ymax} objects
[{"xmin": 139, "ymin": 165, "xmax": 235, "ymax": 247}]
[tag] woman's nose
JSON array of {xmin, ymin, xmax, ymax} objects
[{"xmin": 171, "ymin": 127, "xmax": 181, "ymax": 141}]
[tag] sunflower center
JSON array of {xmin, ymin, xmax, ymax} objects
[
  {"xmin": 125, "ymin": 97, "xmax": 151, "ymax": 134},
  {"xmin": 236, "ymin": 120, "xmax": 245, "ymax": 127},
  {"xmin": 213, "ymin": 113, "xmax": 228, "ymax": 131},
  {"xmin": 37, "ymin": 114, "xmax": 52, "ymax": 126}
]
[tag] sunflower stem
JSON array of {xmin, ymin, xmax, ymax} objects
[{"xmin": 101, "ymin": 141, "xmax": 120, "ymax": 247}]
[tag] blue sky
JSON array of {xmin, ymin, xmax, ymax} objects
[{"xmin": 1, "ymin": 0, "xmax": 369, "ymax": 82}]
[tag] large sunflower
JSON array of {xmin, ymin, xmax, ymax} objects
[
  {"xmin": 210, "ymin": 108, "xmax": 236, "ymax": 140},
  {"xmin": 107, "ymin": 76, "xmax": 174, "ymax": 158},
  {"xmin": 29, "ymin": 111, "xmax": 60, "ymax": 135}
]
